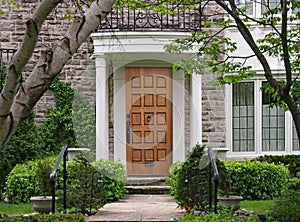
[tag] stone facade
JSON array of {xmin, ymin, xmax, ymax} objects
[
  {"xmin": 0, "ymin": 0, "xmax": 95, "ymax": 124},
  {"xmin": 1, "ymin": 1, "xmax": 227, "ymax": 157}
]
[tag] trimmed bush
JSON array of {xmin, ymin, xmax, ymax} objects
[
  {"xmin": 225, "ymin": 160, "xmax": 289, "ymax": 200},
  {"xmin": 255, "ymin": 154, "xmax": 300, "ymax": 177},
  {"xmin": 0, "ymin": 213, "xmax": 84, "ymax": 222},
  {"xmin": 5, "ymin": 157, "xmax": 57, "ymax": 203},
  {"xmin": 167, "ymin": 144, "xmax": 212, "ymax": 211}
]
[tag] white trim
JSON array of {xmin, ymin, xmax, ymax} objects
[
  {"xmin": 92, "ymin": 32, "xmax": 199, "ymax": 167},
  {"xmin": 190, "ymin": 74, "xmax": 202, "ymax": 149},
  {"xmin": 95, "ymin": 55, "xmax": 109, "ymax": 160}
]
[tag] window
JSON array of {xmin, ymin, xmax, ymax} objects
[
  {"xmin": 232, "ymin": 82, "xmax": 255, "ymax": 152},
  {"xmin": 236, "ymin": 0, "xmax": 297, "ymax": 17},
  {"xmin": 261, "ymin": 0, "xmax": 280, "ymax": 14},
  {"xmin": 236, "ymin": 0, "xmax": 254, "ymax": 16},
  {"xmin": 231, "ymin": 81, "xmax": 295, "ymax": 153},
  {"xmin": 261, "ymin": 83, "xmax": 285, "ymax": 151},
  {"xmin": 293, "ymin": 124, "xmax": 300, "ymax": 151}
]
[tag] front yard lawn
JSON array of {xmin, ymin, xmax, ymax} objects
[
  {"xmin": 0, "ymin": 202, "xmax": 36, "ymax": 215},
  {"xmin": 240, "ymin": 199, "xmax": 275, "ymax": 213}
]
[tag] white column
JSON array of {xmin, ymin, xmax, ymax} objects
[
  {"xmin": 95, "ymin": 54, "xmax": 109, "ymax": 160},
  {"xmin": 114, "ymin": 67, "xmax": 126, "ymax": 166},
  {"xmin": 173, "ymin": 70, "xmax": 185, "ymax": 162},
  {"xmin": 190, "ymin": 74, "xmax": 202, "ymax": 147}
]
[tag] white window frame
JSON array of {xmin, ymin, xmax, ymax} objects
[{"xmin": 226, "ymin": 80, "xmax": 300, "ymax": 159}]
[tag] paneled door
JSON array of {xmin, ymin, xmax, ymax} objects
[{"xmin": 125, "ymin": 67, "xmax": 173, "ymax": 176}]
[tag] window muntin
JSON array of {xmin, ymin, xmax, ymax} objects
[
  {"xmin": 236, "ymin": 0, "xmax": 254, "ymax": 16},
  {"xmin": 261, "ymin": 83, "xmax": 285, "ymax": 151},
  {"xmin": 232, "ymin": 82, "xmax": 255, "ymax": 152},
  {"xmin": 292, "ymin": 123, "xmax": 300, "ymax": 151},
  {"xmin": 261, "ymin": 0, "xmax": 280, "ymax": 14}
]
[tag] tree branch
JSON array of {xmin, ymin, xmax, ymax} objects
[{"xmin": 0, "ymin": 0, "xmax": 116, "ymax": 148}]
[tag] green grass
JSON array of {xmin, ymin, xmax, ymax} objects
[
  {"xmin": 0, "ymin": 202, "xmax": 36, "ymax": 215},
  {"xmin": 240, "ymin": 199, "xmax": 275, "ymax": 213}
]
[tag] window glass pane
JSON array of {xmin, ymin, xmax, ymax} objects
[
  {"xmin": 261, "ymin": 0, "xmax": 280, "ymax": 14},
  {"xmin": 262, "ymin": 82, "xmax": 285, "ymax": 151},
  {"xmin": 232, "ymin": 82, "xmax": 255, "ymax": 152},
  {"xmin": 236, "ymin": 0, "xmax": 254, "ymax": 15},
  {"xmin": 292, "ymin": 122, "xmax": 300, "ymax": 151}
]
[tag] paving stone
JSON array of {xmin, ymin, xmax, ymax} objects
[{"xmin": 85, "ymin": 194, "xmax": 185, "ymax": 222}]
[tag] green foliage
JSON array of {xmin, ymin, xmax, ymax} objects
[
  {"xmin": 5, "ymin": 155, "xmax": 127, "ymax": 211},
  {"xmin": 60, "ymin": 156, "xmax": 126, "ymax": 213},
  {"xmin": 38, "ymin": 78, "xmax": 77, "ymax": 152},
  {"xmin": 266, "ymin": 190, "xmax": 300, "ymax": 222},
  {"xmin": 72, "ymin": 91, "xmax": 96, "ymax": 151},
  {"xmin": 174, "ymin": 209, "xmax": 259, "ymax": 222},
  {"xmin": 225, "ymin": 160, "xmax": 289, "ymax": 200},
  {"xmin": 36, "ymin": 158, "xmax": 52, "ymax": 197},
  {"xmin": 255, "ymin": 154, "xmax": 300, "ymax": 177},
  {"xmin": 0, "ymin": 213, "xmax": 84, "ymax": 222},
  {"xmin": 167, "ymin": 144, "xmax": 210, "ymax": 211},
  {"xmin": 38, "ymin": 78, "xmax": 96, "ymax": 153},
  {"xmin": 5, "ymin": 157, "xmax": 58, "ymax": 203},
  {"xmin": 240, "ymin": 200, "xmax": 275, "ymax": 213},
  {"xmin": 0, "ymin": 60, "xmax": 6, "ymax": 89},
  {"xmin": 0, "ymin": 112, "xmax": 43, "ymax": 197},
  {"xmin": 92, "ymin": 159, "xmax": 127, "ymax": 201}
]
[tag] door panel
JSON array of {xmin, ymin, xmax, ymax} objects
[{"xmin": 125, "ymin": 67, "xmax": 172, "ymax": 176}]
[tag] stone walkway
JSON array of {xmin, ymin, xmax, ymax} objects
[{"xmin": 85, "ymin": 194, "xmax": 185, "ymax": 222}]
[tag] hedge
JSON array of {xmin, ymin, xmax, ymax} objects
[{"xmin": 225, "ymin": 160, "xmax": 289, "ymax": 200}]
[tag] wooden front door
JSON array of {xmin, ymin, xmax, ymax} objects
[{"xmin": 125, "ymin": 67, "xmax": 173, "ymax": 176}]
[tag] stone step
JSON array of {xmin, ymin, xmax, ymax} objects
[
  {"xmin": 125, "ymin": 185, "xmax": 170, "ymax": 194},
  {"xmin": 126, "ymin": 176, "xmax": 168, "ymax": 186}
]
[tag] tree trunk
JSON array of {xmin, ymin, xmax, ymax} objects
[{"xmin": 0, "ymin": 0, "xmax": 116, "ymax": 148}]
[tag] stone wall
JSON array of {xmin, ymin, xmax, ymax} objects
[
  {"xmin": 0, "ymin": 0, "xmax": 96, "ymax": 124},
  {"xmin": 202, "ymin": 73, "xmax": 226, "ymax": 148}
]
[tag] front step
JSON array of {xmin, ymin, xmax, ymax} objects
[
  {"xmin": 126, "ymin": 176, "xmax": 168, "ymax": 186},
  {"xmin": 125, "ymin": 185, "xmax": 170, "ymax": 194},
  {"xmin": 126, "ymin": 177, "xmax": 169, "ymax": 194}
]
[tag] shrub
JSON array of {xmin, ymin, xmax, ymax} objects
[
  {"xmin": 92, "ymin": 159, "xmax": 127, "ymax": 202},
  {"xmin": 0, "ymin": 112, "xmax": 43, "ymax": 196},
  {"xmin": 5, "ymin": 155, "xmax": 127, "ymax": 212},
  {"xmin": 0, "ymin": 213, "xmax": 84, "ymax": 222},
  {"xmin": 167, "ymin": 144, "xmax": 211, "ymax": 211},
  {"xmin": 255, "ymin": 154, "xmax": 300, "ymax": 177},
  {"xmin": 5, "ymin": 157, "xmax": 58, "ymax": 203},
  {"xmin": 225, "ymin": 160, "xmax": 289, "ymax": 200},
  {"xmin": 174, "ymin": 210, "xmax": 259, "ymax": 222},
  {"xmin": 266, "ymin": 190, "xmax": 300, "ymax": 222},
  {"xmin": 58, "ymin": 156, "xmax": 127, "ymax": 213}
]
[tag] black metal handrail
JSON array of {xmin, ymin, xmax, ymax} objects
[
  {"xmin": 207, "ymin": 147, "xmax": 219, "ymax": 213},
  {"xmin": 97, "ymin": 3, "xmax": 202, "ymax": 32},
  {"xmin": 50, "ymin": 145, "xmax": 68, "ymax": 214}
]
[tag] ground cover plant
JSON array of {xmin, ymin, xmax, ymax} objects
[
  {"xmin": 174, "ymin": 209, "xmax": 259, "ymax": 222},
  {"xmin": 0, "ymin": 214, "xmax": 85, "ymax": 222}
]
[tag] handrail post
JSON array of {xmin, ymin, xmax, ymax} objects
[
  {"xmin": 51, "ymin": 175, "xmax": 56, "ymax": 214},
  {"xmin": 208, "ymin": 148, "xmax": 219, "ymax": 214},
  {"xmin": 63, "ymin": 148, "xmax": 67, "ymax": 213},
  {"xmin": 50, "ymin": 145, "xmax": 68, "ymax": 214}
]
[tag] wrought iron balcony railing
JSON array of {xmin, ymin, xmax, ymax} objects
[
  {"xmin": 97, "ymin": 3, "xmax": 202, "ymax": 32},
  {"xmin": 0, "ymin": 48, "xmax": 16, "ymax": 93}
]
